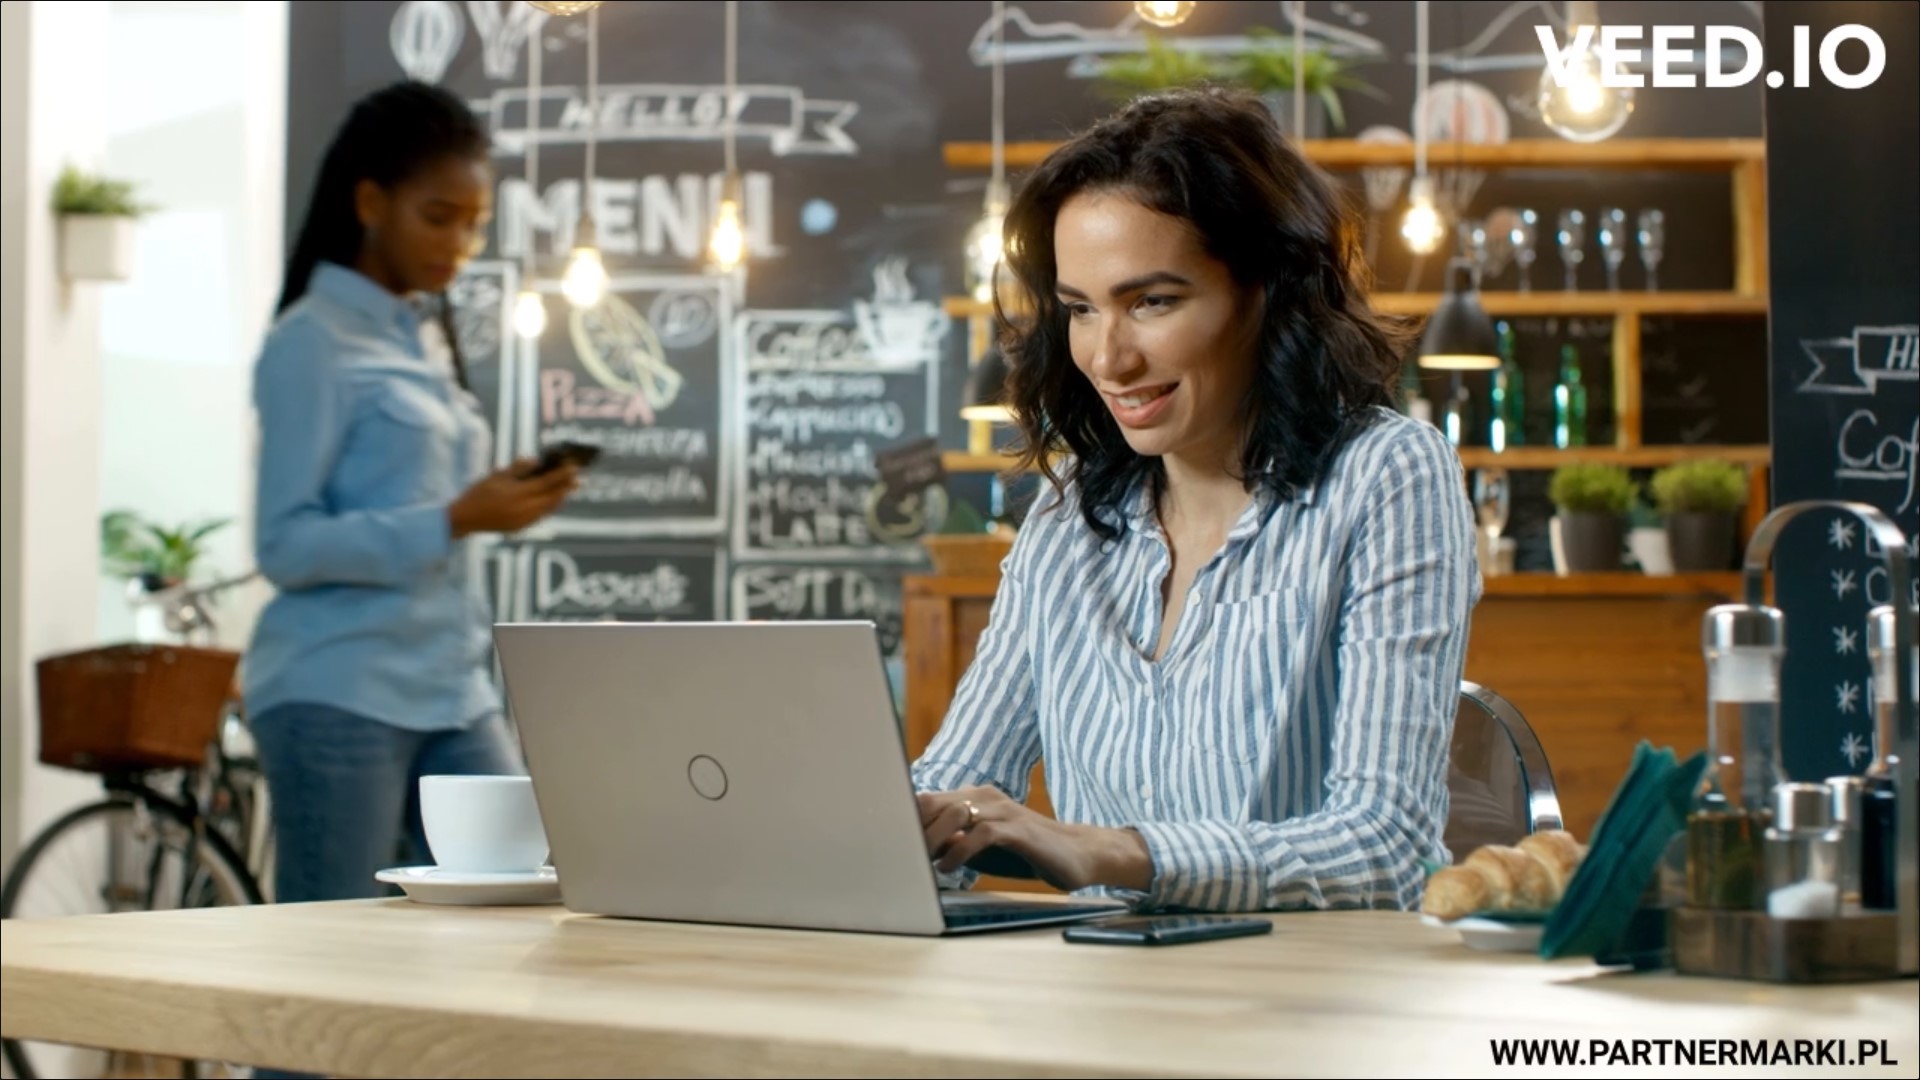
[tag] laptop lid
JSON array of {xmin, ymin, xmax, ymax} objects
[{"xmin": 494, "ymin": 620, "xmax": 951, "ymax": 936}]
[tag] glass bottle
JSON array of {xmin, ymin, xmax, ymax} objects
[
  {"xmin": 1489, "ymin": 320, "xmax": 1524, "ymax": 450},
  {"xmin": 1553, "ymin": 343, "xmax": 1587, "ymax": 449},
  {"xmin": 1861, "ymin": 604, "xmax": 1904, "ymax": 910},
  {"xmin": 1400, "ymin": 358, "xmax": 1431, "ymax": 425},
  {"xmin": 1687, "ymin": 604, "xmax": 1785, "ymax": 909}
]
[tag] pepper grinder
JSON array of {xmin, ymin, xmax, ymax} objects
[{"xmin": 1862, "ymin": 604, "xmax": 1907, "ymax": 911}]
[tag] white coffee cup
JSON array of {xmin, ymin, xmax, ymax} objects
[{"xmin": 419, "ymin": 775, "xmax": 548, "ymax": 874}]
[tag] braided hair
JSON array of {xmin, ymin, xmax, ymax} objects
[{"xmin": 277, "ymin": 80, "xmax": 491, "ymax": 391}]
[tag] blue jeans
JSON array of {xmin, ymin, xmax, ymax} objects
[{"xmin": 247, "ymin": 702, "xmax": 524, "ymax": 1080}]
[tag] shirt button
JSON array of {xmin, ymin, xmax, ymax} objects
[{"xmin": 1140, "ymin": 782, "xmax": 1155, "ymax": 799}]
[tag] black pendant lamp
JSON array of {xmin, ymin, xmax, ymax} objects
[{"xmin": 1418, "ymin": 258, "xmax": 1501, "ymax": 370}]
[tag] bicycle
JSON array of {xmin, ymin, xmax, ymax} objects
[{"xmin": 2, "ymin": 573, "xmax": 268, "ymax": 1080}]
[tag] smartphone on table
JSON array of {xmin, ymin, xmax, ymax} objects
[
  {"xmin": 1062, "ymin": 915, "xmax": 1273, "ymax": 946},
  {"xmin": 526, "ymin": 440, "xmax": 601, "ymax": 477}
]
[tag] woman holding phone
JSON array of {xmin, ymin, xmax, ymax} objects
[{"xmin": 244, "ymin": 80, "xmax": 579, "ymax": 928}]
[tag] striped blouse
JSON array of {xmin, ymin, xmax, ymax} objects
[{"xmin": 910, "ymin": 407, "xmax": 1483, "ymax": 912}]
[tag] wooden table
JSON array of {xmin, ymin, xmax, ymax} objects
[{"xmin": 4, "ymin": 900, "xmax": 1915, "ymax": 1078}]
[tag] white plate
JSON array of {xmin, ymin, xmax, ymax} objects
[
  {"xmin": 375, "ymin": 865, "xmax": 562, "ymax": 907},
  {"xmin": 1421, "ymin": 913, "xmax": 1544, "ymax": 953}
]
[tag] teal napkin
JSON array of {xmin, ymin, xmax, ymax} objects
[{"xmin": 1540, "ymin": 741, "xmax": 1707, "ymax": 960}]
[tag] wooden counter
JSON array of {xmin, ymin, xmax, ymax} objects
[
  {"xmin": 4, "ymin": 899, "xmax": 1912, "ymax": 1078},
  {"xmin": 905, "ymin": 572, "xmax": 1743, "ymax": 873}
]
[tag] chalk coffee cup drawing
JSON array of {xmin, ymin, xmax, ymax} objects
[{"xmin": 419, "ymin": 775, "xmax": 549, "ymax": 874}]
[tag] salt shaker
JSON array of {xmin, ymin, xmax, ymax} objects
[{"xmin": 1764, "ymin": 782, "xmax": 1843, "ymax": 919}]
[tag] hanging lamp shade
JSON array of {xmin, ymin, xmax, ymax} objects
[
  {"xmin": 960, "ymin": 343, "xmax": 1013, "ymax": 422},
  {"xmin": 1418, "ymin": 259, "xmax": 1501, "ymax": 370}
]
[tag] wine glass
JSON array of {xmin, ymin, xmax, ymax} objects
[
  {"xmin": 1456, "ymin": 218, "xmax": 1490, "ymax": 282},
  {"xmin": 1511, "ymin": 208, "xmax": 1539, "ymax": 293},
  {"xmin": 1637, "ymin": 208, "xmax": 1666, "ymax": 291},
  {"xmin": 1597, "ymin": 207, "xmax": 1629, "ymax": 291},
  {"xmin": 1473, "ymin": 468, "xmax": 1512, "ymax": 577},
  {"xmin": 1556, "ymin": 209, "xmax": 1586, "ymax": 292}
]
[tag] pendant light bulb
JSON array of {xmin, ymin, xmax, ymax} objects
[
  {"xmin": 708, "ymin": 174, "xmax": 746, "ymax": 273},
  {"xmin": 562, "ymin": 219, "xmax": 607, "ymax": 308},
  {"xmin": 525, "ymin": 1, "xmax": 602, "ymax": 14},
  {"xmin": 1134, "ymin": 0, "xmax": 1197, "ymax": 28},
  {"xmin": 513, "ymin": 289, "xmax": 548, "ymax": 338},
  {"xmin": 1537, "ymin": 2, "xmax": 1633, "ymax": 142},
  {"xmin": 1400, "ymin": 175, "xmax": 1445, "ymax": 255},
  {"xmin": 966, "ymin": 180, "xmax": 1009, "ymax": 304},
  {"xmin": 709, "ymin": 198, "xmax": 746, "ymax": 273}
]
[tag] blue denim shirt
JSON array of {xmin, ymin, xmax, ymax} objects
[{"xmin": 243, "ymin": 263, "xmax": 499, "ymax": 732}]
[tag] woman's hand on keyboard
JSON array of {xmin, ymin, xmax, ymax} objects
[{"xmin": 916, "ymin": 786, "xmax": 1153, "ymax": 893}]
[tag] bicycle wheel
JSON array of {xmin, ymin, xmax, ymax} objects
[{"xmin": 2, "ymin": 792, "xmax": 262, "ymax": 1080}]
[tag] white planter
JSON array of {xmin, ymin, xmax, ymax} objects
[{"xmin": 59, "ymin": 214, "xmax": 137, "ymax": 281}]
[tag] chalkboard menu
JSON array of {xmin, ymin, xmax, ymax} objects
[
  {"xmin": 288, "ymin": 1, "xmax": 1786, "ymax": 683},
  {"xmin": 1762, "ymin": 1, "xmax": 1919, "ymax": 780}
]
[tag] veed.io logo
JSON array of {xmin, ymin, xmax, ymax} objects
[{"xmin": 1537, "ymin": 24, "xmax": 1888, "ymax": 90}]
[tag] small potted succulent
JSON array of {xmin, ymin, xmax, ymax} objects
[
  {"xmin": 53, "ymin": 165, "xmax": 154, "ymax": 281},
  {"xmin": 1548, "ymin": 464, "xmax": 1637, "ymax": 573},
  {"xmin": 1649, "ymin": 459, "xmax": 1748, "ymax": 572},
  {"xmin": 1093, "ymin": 34, "xmax": 1229, "ymax": 103},
  {"xmin": 102, "ymin": 510, "xmax": 230, "ymax": 642},
  {"xmin": 1230, "ymin": 27, "xmax": 1383, "ymax": 138}
]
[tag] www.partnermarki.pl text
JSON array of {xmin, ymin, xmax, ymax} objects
[{"xmin": 1490, "ymin": 1037, "xmax": 1900, "ymax": 1068}]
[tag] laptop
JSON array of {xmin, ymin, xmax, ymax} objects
[{"xmin": 492, "ymin": 620, "xmax": 1128, "ymax": 936}]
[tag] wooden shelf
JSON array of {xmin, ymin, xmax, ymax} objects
[
  {"xmin": 942, "ymin": 445, "xmax": 1769, "ymax": 475},
  {"xmin": 944, "ymin": 137, "xmax": 1765, "ymax": 172},
  {"xmin": 944, "ymin": 291, "xmax": 1766, "ymax": 320},
  {"xmin": 1455, "ymin": 445, "xmax": 1771, "ymax": 468},
  {"xmin": 1483, "ymin": 572, "xmax": 1744, "ymax": 598}
]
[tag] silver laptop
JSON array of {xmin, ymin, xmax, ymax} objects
[{"xmin": 492, "ymin": 620, "xmax": 1127, "ymax": 936}]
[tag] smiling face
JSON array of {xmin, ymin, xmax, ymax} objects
[
  {"xmin": 355, "ymin": 152, "xmax": 494, "ymax": 296},
  {"xmin": 1054, "ymin": 190, "xmax": 1264, "ymax": 471}
]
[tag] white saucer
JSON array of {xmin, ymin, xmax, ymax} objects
[
  {"xmin": 375, "ymin": 865, "xmax": 562, "ymax": 907},
  {"xmin": 1421, "ymin": 913, "xmax": 1544, "ymax": 953}
]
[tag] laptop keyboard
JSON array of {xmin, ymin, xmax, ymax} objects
[{"xmin": 940, "ymin": 899, "xmax": 1123, "ymax": 929}]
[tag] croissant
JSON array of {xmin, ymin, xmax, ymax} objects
[{"xmin": 1421, "ymin": 830, "xmax": 1588, "ymax": 921}]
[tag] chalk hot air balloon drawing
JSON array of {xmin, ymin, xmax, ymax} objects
[
  {"xmin": 1412, "ymin": 79, "xmax": 1509, "ymax": 220},
  {"xmin": 391, "ymin": 0, "xmax": 465, "ymax": 84}
]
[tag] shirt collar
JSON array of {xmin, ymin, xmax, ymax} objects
[
  {"xmin": 309, "ymin": 262, "xmax": 427, "ymax": 334},
  {"xmin": 1118, "ymin": 469, "xmax": 1301, "ymax": 545}
]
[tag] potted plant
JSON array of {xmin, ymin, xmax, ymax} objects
[
  {"xmin": 53, "ymin": 165, "xmax": 153, "ymax": 281},
  {"xmin": 1230, "ymin": 27, "xmax": 1383, "ymax": 138},
  {"xmin": 1093, "ymin": 34, "xmax": 1229, "ymax": 103},
  {"xmin": 1548, "ymin": 464, "xmax": 1637, "ymax": 573},
  {"xmin": 103, "ymin": 510, "xmax": 231, "ymax": 641},
  {"xmin": 1649, "ymin": 459, "xmax": 1747, "ymax": 572},
  {"xmin": 920, "ymin": 497, "xmax": 1015, "ymax": 577}
]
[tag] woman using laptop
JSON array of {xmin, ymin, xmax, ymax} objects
[{"xmin": 912, "ymin": 87, "xmax": 1480, "ymax": 912}]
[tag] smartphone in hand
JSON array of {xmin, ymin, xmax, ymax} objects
[
  {"xmin": 526, "ymin": 440, "xmax": 601, "ymax": 477},
  {"xmin": 1062, "ymin": 915, "xmax": 1273, "ymax": 946}
]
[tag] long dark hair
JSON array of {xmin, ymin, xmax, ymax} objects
[
  {"xmin": 277, "ymin": 80, "xmax": 490, "ymax": 391},
  {"xmin": 998, "ymin": 86, "xmax": 1414, "ymax": 540}
]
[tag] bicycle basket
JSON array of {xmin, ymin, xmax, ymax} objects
[{"xmin": 35, "ymin": 643, "xmax": 240, "ymax": 773}]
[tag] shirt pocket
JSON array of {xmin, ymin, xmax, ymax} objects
[
  {"xmin": 1189, "ymin": 587, "xmax": 1311, "ymax": 765},
  {"xmin": 345, "ymin": 378, "xmax": 457, "ymax": 504}
]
